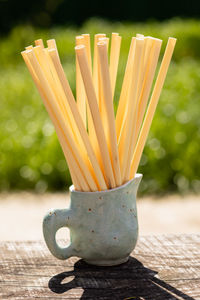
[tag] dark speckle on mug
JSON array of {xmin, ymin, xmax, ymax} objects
[
  {"xmin": 130, "ymin": 209, "xmax": 133, "ymax": 212},
  {"xmin": 99, "ymin": 196, "xmax": 102, "ymax": 200},
  {"xmin": 91, "ymin": 230, "xmax": 94, "ymax": 233},
  {"xmin": 122, "ymin": 205, "xmax": 125, "ymax": 208},
  {"xmin": 113, "ymin": 237, "xmax": 117, "ymax": 240},
  {"xmin": 88, "ymin": 208, "xmax": 92, "ymax": 212}
]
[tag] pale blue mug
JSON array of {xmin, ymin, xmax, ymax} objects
[{"xmin": 43, "ymin": 173, "xmax": 142, "ymax": 266}]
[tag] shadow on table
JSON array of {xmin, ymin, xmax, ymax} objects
[{"xmin": 48, "ymin": 257, "xmax": 194, "ymax": 299}]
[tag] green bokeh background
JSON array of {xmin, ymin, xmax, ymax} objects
[{"xmin": 0, "ymin": 18, "xmax": 200, "ymax": 194}]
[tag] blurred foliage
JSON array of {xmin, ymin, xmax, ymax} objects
[
  {"xmin": 0, "ymin": 18, "xmax": 200, "ymax": 194},
  {"xmin": 1, "ymin": 0, "xmax": 200, "ymax": 34}
]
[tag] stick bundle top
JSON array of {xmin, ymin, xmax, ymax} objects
[{"xmin": 22, "ymin": 33, "xmax": 176, "ymax": 192}]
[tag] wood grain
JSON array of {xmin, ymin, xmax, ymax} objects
[{"xmin": 0, "ymin": 235, "xmax": 199, "ymax": 299}]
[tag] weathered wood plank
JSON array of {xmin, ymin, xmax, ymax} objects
[{"xmin": 0, "ymin": 235, "xmax": 200, "ymax": 299}]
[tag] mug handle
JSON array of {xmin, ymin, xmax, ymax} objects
[{"xmin": 43, "ymin": 208, "xmax": 74, "ymax": 260}]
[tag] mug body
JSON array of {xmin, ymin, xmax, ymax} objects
[{"xmin": 68, "ymin": 174, "xmax": 142, "ymax": 265}]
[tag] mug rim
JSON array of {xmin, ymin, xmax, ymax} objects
[{"xmin": 69, "ymin": 173, "xmax": 143, "ymax": 195}]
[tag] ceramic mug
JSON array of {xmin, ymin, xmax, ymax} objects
[{"xmin": 43, "ymin": 173, "xmax": 142, "ymax": 266}]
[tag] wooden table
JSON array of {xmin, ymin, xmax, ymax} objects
[{"xmin": 0, "ymin": 234, "xmax": 200, "ymax": 299}]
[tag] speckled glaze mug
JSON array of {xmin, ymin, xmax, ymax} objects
[{"xmin": 43, "ymin": 173, "xmax": 142, "ymax": 266}]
